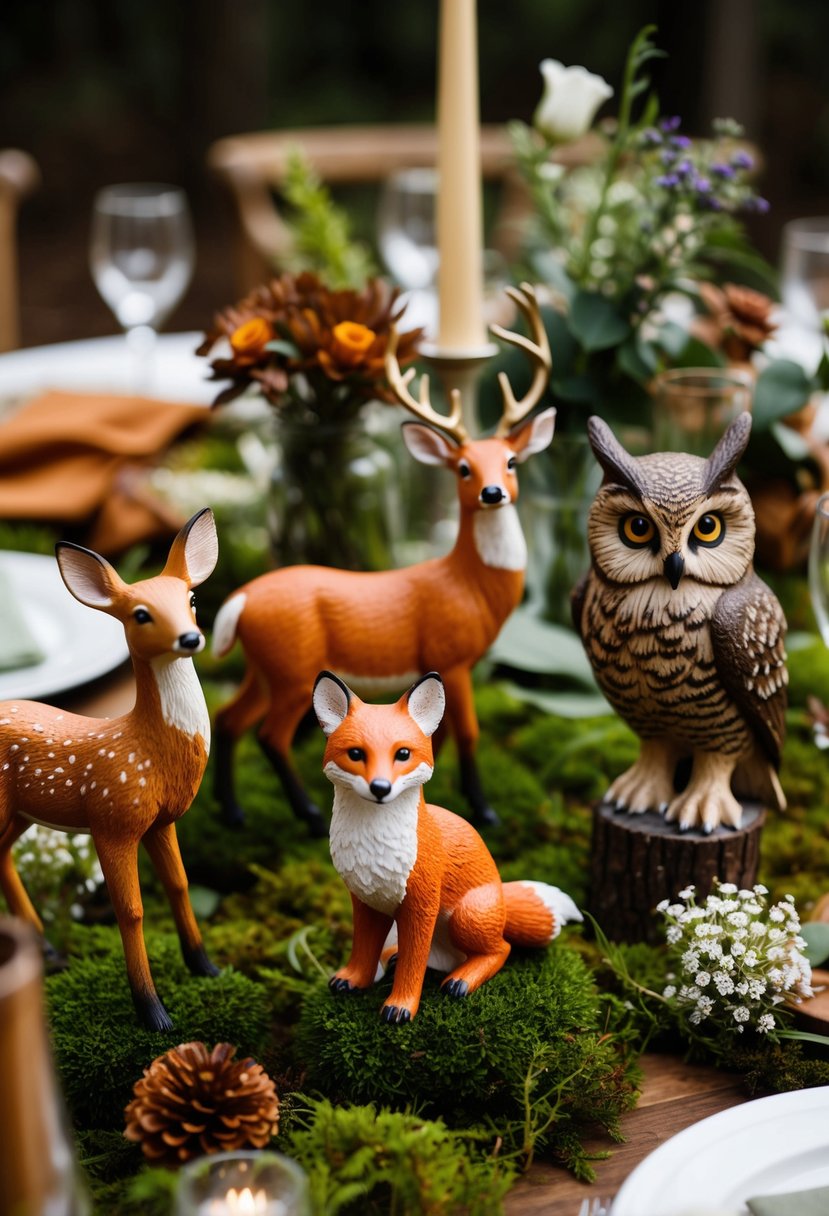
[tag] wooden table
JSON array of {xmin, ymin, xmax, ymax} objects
[{"xmin": 507, "ymin": 1052, "xmax": 749, "ymax": 1213}]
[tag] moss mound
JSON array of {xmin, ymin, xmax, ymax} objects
[
  {"xmin": 297, "ymin": 943, "xmax": 639, "ymax": 1176},
  {"xmin": 48, "ymin": 927, "xmax": 271, "ymax": 1129}
]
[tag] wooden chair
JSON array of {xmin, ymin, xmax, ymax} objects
[
  {"xmin": 207, "ymin": 123, "xmax": 601, "ymax": 294},
  {"xmin": 0, "ymin": 150, "xmax": 39, "ymax": 352}
]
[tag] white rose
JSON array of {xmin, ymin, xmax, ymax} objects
[{"xmin": 533, "ymin": 59, "xmax": 613, "ymax": 144}]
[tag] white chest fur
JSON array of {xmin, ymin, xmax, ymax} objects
[
  {"xmin": 151, "ymin": 657, "xmax": 211, "ymax": 752},
  {"xmin": 473, "ymin": 503, "xmax": 527, "ymax": 571},
  {"xmin": 329, "ymin": 784, "xmax": 419, "ymax": 916}
]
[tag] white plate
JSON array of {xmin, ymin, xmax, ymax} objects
[
  {"xmin": 612, "ymin": 1087, "xmax": 829, "ymax": 1215},
  {"xmin": 0, "ymin": 551, "xmax": 128, "ymax": 701}
]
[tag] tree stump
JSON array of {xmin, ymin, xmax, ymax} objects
[{"xmin": 588, "ymin": 801, "xmax": 766, "ymax": 943}]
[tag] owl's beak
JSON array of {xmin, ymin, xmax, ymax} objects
[{"xmin": 663, "ymin": 551, "xmax": 685, "ymax": 590}]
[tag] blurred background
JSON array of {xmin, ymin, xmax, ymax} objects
[{"xmin": 2, "ymin": 0, "xmax": 829, "ymax": 348}]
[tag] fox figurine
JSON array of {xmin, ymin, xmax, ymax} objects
[{"xmin": 312, "ymin": 669, "xmax": 581, "ymax": 1023}]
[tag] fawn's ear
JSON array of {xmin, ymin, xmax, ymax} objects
[
  {"xmin": 506, "ymin": 406, "xmax": 556, "ymax": 463},
  {"xmin": 164, "ymin": 508, "xmax": 219, "ymax": 588},
  {"xmin": 405, "ymin": 672, "xmax": 445, "ymax": 737},
  {"xmin": 313, "ymin": 671, "xmax": 352, "ymax": 736},
  {"xmin": 56, "ymin": 543, "xmax": 124, "ymax": 611},
  {"xmin": 401, "ymin": 422, "xmax": 459, "ymax": 468}
]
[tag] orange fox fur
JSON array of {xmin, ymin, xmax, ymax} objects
[{"xmin": 313, "ymin": 670, "xmax": 581, "ymax": 1023}]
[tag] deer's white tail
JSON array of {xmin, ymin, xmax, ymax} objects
[{"xmin": 212, "ymin": 593, "xmax": 247, "ymax": 658}]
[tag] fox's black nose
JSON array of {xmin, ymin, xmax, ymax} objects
[
  {"xmin": 369, "ymin": 778, "xmax": 392, "ymax": 801},
  {"xmin": 178, "ymin": 632, "xmax": 202, "ymax": 651},
  {"xmin": 481, "ymin": 485, "xmax": 505, "ymax": 505}
]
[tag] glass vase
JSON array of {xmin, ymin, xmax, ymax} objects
[
  {"xmin": 267, "ymin": 408, "xmax": 401, "ymax": 572},
  {"xmin": 518, "ymin": 432, "xmax": 603, "ymax": 626}
]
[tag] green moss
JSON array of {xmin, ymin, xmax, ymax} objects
[
  {"xmin": 48, "ymin": 927, "xmax": 271, "ymax": 1129},
  {"xmin": 296, "ymin": 944, "xmax": 639, "ymax": 1178},
  {"xmin": 284, "ymin": 1096, "xmax": 514, "ymax": 1215}
]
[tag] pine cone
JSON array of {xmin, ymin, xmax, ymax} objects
[{"xmin": 124, "ymin": 1042, "xmax": 279, "ymax": 1165}]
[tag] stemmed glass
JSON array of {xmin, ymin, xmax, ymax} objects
[
  {"xmin": 377, "ymin": 167, "xmax": 439, "ymax": 291},
  {"xmin": 90, "ymin": 183, "xmax": 195, "ymax": 388}
]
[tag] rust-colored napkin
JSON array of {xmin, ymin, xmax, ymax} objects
[{"xmin": 0, "ymin": 390, "xmax": 207, "ymax": 554}]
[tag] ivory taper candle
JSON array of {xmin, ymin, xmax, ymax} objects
[{"xmin": 436, "ymin": 0, "xmax": 486, "ymax": 350}]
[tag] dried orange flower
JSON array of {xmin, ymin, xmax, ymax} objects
[
  {"xmin": 697, "ymin": 281, "xmax": 777, "ymax": 361},
  {"xmin": 197, "ymin": 271, "xmax": 422, "ymax": 416}
]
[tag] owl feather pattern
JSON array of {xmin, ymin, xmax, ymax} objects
[{"xmin": 573, "ymin": 414, "xmax": 787, "ymax": 832}]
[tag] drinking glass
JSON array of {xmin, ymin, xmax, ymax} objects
[
  {"xmin": 652, "ymin": 367, "xmax": 753, "ymax": 456},
  {"xmin": 174, "ymin": 1151, "xmax": 310, "ymax": 1216},
  {"xmin": 781, "ymin": 217, "xmax": 829, "ymax": 336},
  {"xmin": 809, "ymin": 493, "xmax": 829, "ymax": 649},
  {"xmin": 90, "ymin": 183, "xmax": 195, "ymax": 387}
]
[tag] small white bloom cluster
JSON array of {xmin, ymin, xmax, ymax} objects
[
  {"xmin": 658, "ymin": 881, "xmax": 813, "ymax": 1038},
  {"xmin": 13, "ymin": 825, "xmax": 104, "ymax": 922}
]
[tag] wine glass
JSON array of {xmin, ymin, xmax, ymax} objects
[
  {"xmin": 90, "ymin": 183, "xmax": 195, "ymax": 387},
  {"xmin": 174, "ymin": 1150, "xmax": 310, "ymax": 1215},
  {"xmin": 780, "ymin": 216, "xmax": 829, "ymax": 369},
  {"xmin": 377, "ymin": 167, "xmax": 439, "ymax": 291}
]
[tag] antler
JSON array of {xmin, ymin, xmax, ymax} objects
[
  {"xmin": 490, "ymin": 282, "xmax": 552, "ymax": 437},
  {"xmin": 384, "ymin": 328, "xmax": 469, "ymax": 446}
]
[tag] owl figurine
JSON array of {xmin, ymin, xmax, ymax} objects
[{"xmin": 573, "ymin": 413, "xmax": 787, "ymax": 833}]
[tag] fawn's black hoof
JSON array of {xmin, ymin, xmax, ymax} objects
[{"xmin": 183, "ymin": 944, "xmax": 220, "ymax": 978}]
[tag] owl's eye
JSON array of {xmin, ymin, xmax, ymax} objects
[
  {"xmin": 620, "ymin": 514, "xmax": 656, "ymax": 548},
  {"xmin": 692, "ymin": 513, "xmax": 724, "ymax": 546}
]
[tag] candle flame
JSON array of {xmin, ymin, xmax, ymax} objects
[{"xmin": 222, "ymin": 1186, "xmax": 270, "ymax": 1214}]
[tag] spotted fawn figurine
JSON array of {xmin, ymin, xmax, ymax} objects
[
  {"xmin": 212, "ymin": 284, "xmax": 554, "ymax": 834},
  {"xmin": 573, "ymin": 414, "xmax": 787, "ymax": 832},
  {"xmin": 0, "ymin": 509, "xmax": 219, "ymax": 1031},
  {"xmin": 313, "ymin": 670, "xmax": 581, "ymax": 1024}
]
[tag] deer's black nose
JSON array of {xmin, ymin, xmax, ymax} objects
[
  {"xmin": 481, "ymin": 485, "xmax": 505, "ymax": 505},
  {"xmin": 369, "ymin": 778, "xmax": 392, "ymax": 801},
  {"xmin": 178, "ymin": 632, "xmax": 202, "ymax": 651}
]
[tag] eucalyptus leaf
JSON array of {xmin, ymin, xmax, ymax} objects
[
  {"xmin": 498, "ymin": 681, "xmax": 611, "ymax": 720},
  {"xmin": 617, "ymin": 337, "xmax": 656, "ymax": 384},
  {"xmin": 188, "ymin": 884, "xmax": 221, "ymax": 919},
  {"xmin": 569, "ymin": 291, "xmax": 632, "ymax": 352},
  {"xmin": 753, "ymin": 360, "xmax": 814, "ymax": 430},
  {"xmin": 770, "ymin": 420, "xmax": 812, "ymax": 462},
  {"xmin": 654, "ymin": 321, "xmax": 689, "ymax": 360},
  {"xmin": 265, "ymin": 339, "xmax": 303, "ymax": 359},
  {"xmin": 800, "ymin": 921, "xmax": 829, "ymax": 968},
  {"xmin": 672, "ymin": 337, "xmax": 726, "ymax": 369},
  {"xmin": 490, "ymin": 609, "xmax": 597, "ymax": 683}
]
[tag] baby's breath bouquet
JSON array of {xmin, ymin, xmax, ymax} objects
[
  {"xmin": 13, "ymin": 824, "xmax": 104, "ymax": 940},
  {"xmin": 658, "ymin": 881, "xmax": 813, "ymax": 1042}
]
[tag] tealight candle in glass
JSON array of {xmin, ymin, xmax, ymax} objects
[{"xmin": 174, "ymin": 1151, "xmax": 310, "ymax": 1216}]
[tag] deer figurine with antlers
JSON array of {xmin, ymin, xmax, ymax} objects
[
  {"xmin": 212, "ymin": 284, "xmax": 554, "ymax": 834},
  {"xmin": 0, "ymin": 509, "xmax": 220, "ymax": 1031}
]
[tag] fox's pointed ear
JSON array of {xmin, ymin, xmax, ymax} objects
[
  {"xmin": 405, "ymin": 672, "xmax": 445, "ymax": 737},
  {"xmin": 313, "ymin": 671, "xmax": 352, "ymax": 736}
]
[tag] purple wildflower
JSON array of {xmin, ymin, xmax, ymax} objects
[
  {"xmin": 676, "ymin": 159, "xmax": 693, "ymax": 178},
  {"xmin": 745, "ymin": 196, "xmax": 770, "ymax": 214},
  {"xmin": 670, "ymin": 134, "xmax": 692, "ymax": 149},
  {"xmin": 711, "ymin": 163, "xmax": 736, "ymax": 179},
  {"xmin": 642, "ymin": 128, "xmax": 662, "ymax": 145},
  {"xmin": 731, "ymin": 150, "xmax": 754, "ymax": 170},
  {"xmin": 695, "ymin": 176, "xmax": 712, "ymax": 194},
  {"xmin": 661, "ymin": 148, "xmax": 677, "ymax": 165},
  {"xmin": 656, "ymin": 173, "xmax": 680, "ymax": 188},
  {"xmin": 660, "ymin": 116, "xmax": 682, "ymax": 133}
]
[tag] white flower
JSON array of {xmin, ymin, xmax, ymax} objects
[
  {"xmin": 753, "ymin": 884, "xmax": 769, "ymax": 895},
  {"xmin": 663, "ymin": 985, "xmax": 677, "ymax": 999},
  {"xmin": 768, "ymin": 906, "xmax": 785, "ymax": 923},
  {"xmin": 735, "ymin": 981, "xmax": 749, "ymax": 996},
  {"xmin": 713, "ymin": 971, "xmax": 735, "ymax": 995},
  {"xmin": 758, "ymin": 1013, "xmax": 775, "ymax": 1033},
  {"xmin": 730, "ymin": 941, "xmax": 746, "ymax": 957},
  {"xmin": 682, "ymin": 950, "xmax": 701, "ymax": 972},
  {"xmin": 679, "ymin": 886, "xmax": 696, "ymax": 900},
  {"xmin": 718, "ymin": 883, "xmax": 738, "ymax": 895},
  {"xmin": 744, "ymin": 950, "xmax": 758, "ymax": 967},
  {"xmin": 656, "ymin": 899, "xmax": 670, "ymax": 913},
  {"xmin": 666, "ymin": 925, "xmax": 682, "ymax": 945},
  {"xmin": 533, "ymin": 59, "xmax": 613, "ymax": 144},
  {"xmin": 695, "ymin": 972, "xmax": 711, "ymax": 987},
  {"xmin": 749, "ymin": 921, "xmax": 768, "ymax": 938},
  {"xmin": 733, "ymin": 1006, "xmax": 750, "ymax": 1023},
  {"xmin": 727, "ymin": 910, "xmax": 749, "ymax": 928},
  {"xmin": 749, "ymin": 979, "xmax": 767, "ymax": 1000}
]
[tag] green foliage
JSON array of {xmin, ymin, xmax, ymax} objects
[
  {"xmin": 47, "ymin": 927, "xmax": 271, "ymax": 1129},
  {"xmin": 284, "ymin": 1097, "xmax": 514, "ymax": 1215},
  {"xmin": 296, "ymin": 946, "xmax": 640, "ymax": 1179},
  {"xmin": 281, "ymin": 148, "xmax": 377, "ymax": 289}
]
